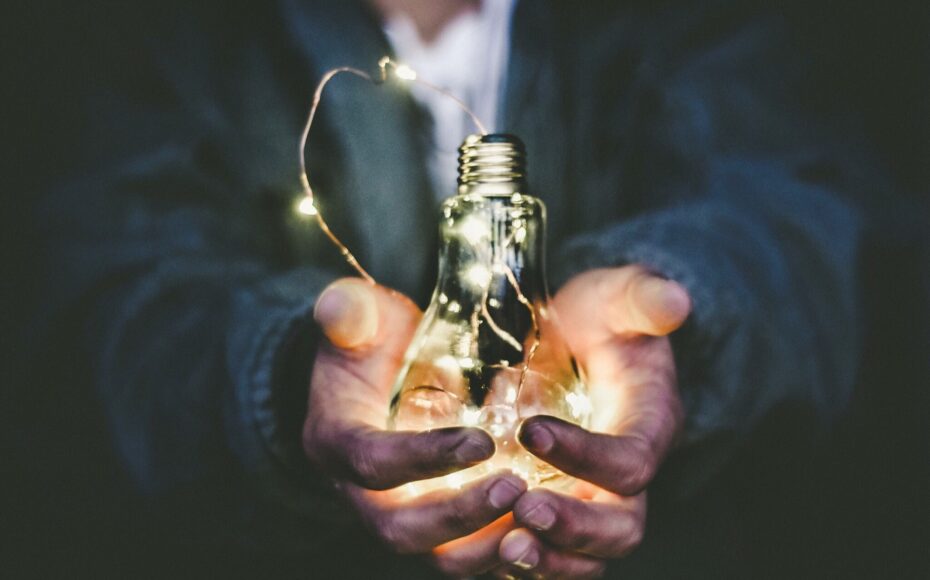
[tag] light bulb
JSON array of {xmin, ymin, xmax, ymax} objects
[{"xmin": 389, "ymin": 134, "xmax": 590, "ymax": 493}]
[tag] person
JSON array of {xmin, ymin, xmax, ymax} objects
[{"xmin": 30, "ymin": 0, "xmax": 905, "ymax": 577}]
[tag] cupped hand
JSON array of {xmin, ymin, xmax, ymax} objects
[
  {"xmin": 303, "ymin": 278, "xmax": 526, "ymax": 576},
  {"xmin": 495, "ymin": 266, "xmax": 691, "ymax": 578}
]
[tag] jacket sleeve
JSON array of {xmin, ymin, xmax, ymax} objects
[
  {"xmin": 553, "ymin": 7, "xmax": 873, "ymax": 490},
  {"xmin": 39, "ymin": 17, "xmax": 346, "ymax": 523}
]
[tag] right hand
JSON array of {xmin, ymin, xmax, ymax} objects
[{"xmin": 303, "ymin": 278, "xmax": 527, "ymax": 576}]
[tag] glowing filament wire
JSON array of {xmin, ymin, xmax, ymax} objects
[
  {"xmin": 503, "ymin": 262, "xmax": 541, "ymax": 407},
  {"xmin": 379, "ymin": 57, "xmax": 489, "ymax": 136},
  {"xmin": 465, "ymin": 222, "xmax": 542, "ymax": 410},
  {"xmin": 297, "ymin": 57, "xmax": 488, "ymax": 283},
  {"xmin": 486, "ymin": 226, "xmax": 543, "ymax": 410},
  {"xmin": 298, "ymin": 65, "xmax": 375, "ymax": 282}
]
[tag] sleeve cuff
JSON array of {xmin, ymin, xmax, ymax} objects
[{"xmin": 225, "ymin": 266, "xmax": 349, "ymax": 520}]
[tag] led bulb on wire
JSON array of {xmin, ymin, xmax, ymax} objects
[
  {"xmin": 296, "ymin": 197, "xmax": 318, "ymax": 216},
  {"xmin": 393, "ymin": 64, "xmax": 417, "ymax": 81}
]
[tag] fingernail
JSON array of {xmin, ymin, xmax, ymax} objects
[
  {"xmin": 488, "ymin": 477, "xmax": 526, "ymax": 509},
  {"xmin": 453, "ymin": 433, "xmax": 494, "ymax": 463},
  {"xmin": 523, "ymin": 501, "xmax": 556, "ymax": 531},
  {"xmin": 519, "ymin": 421, "xmax": 554, "ymax": 454},
  {"xmin": 502, "ymin": 533, "xmax": 538, "ymax": 570},
  {"xmin": 637, "ymin": 276, "xmax": 691, "ymax": 330},
  {"xmin": 314, "ymin": 281, "xmax": 378, "ymax": 348},
  {"xmin": 658, "ymin": 279, "xmax": 691, "ymax": 317}
]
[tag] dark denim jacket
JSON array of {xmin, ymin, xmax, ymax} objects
[{"xmin": 39, "ymin": 0, "xmax": 881, "ymax": 564}]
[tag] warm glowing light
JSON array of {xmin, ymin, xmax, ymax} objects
[
  {"xmin": 413, "ymin": 397, "xmax": 434, "ymax": 410},
  {"xmin": 565, "ymin": 391, "xmax": 593, "ymax": 420},
  {"xmin": 446, "ymin": 472, "xmax": 464, "ymax": 490},
  {"xmin": 297, "ymin": 197, "xmax": 318, "ymax": 216},
  {"xmin": 435, "ymin": 355, "xmax": 459, "ymax": 373},
  {"xmin": 589, "ymin": 380, "xmax": 624, "ymax": 431},
  {"xmin": 462, "ymin": 408, "xmax": 481, "ymax": 426},
  {"xmin": 458, "ymin": 356, "xmax": 477, "ymax": 370},
  {"xmin": 459, "ymin": 217, "xmax": 490, "ymax": 244},
  {"xmin": 466, "ymin": 264, "xmax": 492, "ymax": 288},
  {"xmin": 511, "ymin": 464, "xmax": 531, "ymax": 483},
  {"xmin": 394, "ymin": 64, "xmax": 417, "ymax": 81},
  {"xmin": 483, "ymin": 406, "xmax": 517, "ymax": 439},
  {"xmin": 505, "ymin": 387, "xmax": 517, "ymax": 405}
]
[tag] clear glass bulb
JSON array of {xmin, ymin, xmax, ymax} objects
[{"xmin": 389, "ymin": 135, "xmax": 590, "ymax": 494}]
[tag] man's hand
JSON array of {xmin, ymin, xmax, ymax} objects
[
  {"xmin": 303, "ymin": 278, "xmax": 527, "ymax": 576},
  {"xmin": 496, "ymin": 266, "xmax": 691, "ymax": 578}
]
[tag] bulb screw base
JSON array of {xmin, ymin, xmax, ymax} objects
[{"xmin": 458, "ymin": 134, "xmax": 528, "ymax": 196}]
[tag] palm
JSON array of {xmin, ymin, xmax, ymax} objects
[
  {"xmin": 555, "ymin": 267, "xmax": 683, "ymax": 467},
  {"xmin": 489, "ymin": 265, "xmax": 691, "ymax": 577},
  {"xmin": 302, "ymin": 279, "xmax": 529, "ymax": 576}
]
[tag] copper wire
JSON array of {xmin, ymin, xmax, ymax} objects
[
  {"xmin": 298, "ymin": 58, "xmax": 488, "ymax": 283},
  {"xmin": 502, "ymin": 263, "xmax": 541, "ymax": 407},
  {"xmin": 299, "ymin": 58, "xmax": 542, "ymax": 428}
]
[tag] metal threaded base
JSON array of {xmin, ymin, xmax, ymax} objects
[{"xmin": 457, "ymin": 134, "xmax": 527, "ymax": 195}]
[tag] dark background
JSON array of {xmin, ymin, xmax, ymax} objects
[{"xmin": 3, "ymin": 1, "xmax": 929, "ymax": 577}]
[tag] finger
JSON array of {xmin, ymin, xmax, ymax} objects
[
  {"xmin": 314, "ymin": 277, "xmax": 423, "ymax": 352},
  {"xmin": 348, "ymin": 471, "xmax": 527, "ymax": 555},
  {"xmin": 513, "ymin": 488, "xmax": 645, "ymax": 558},
  {"xmin": 314, "ymin": 278, "xmax": 380, "ymax": 348},
  {"xmin": 606, "ymin": 267, "xmax": 691, "ymax": 336},
  {"xmin": 430, "ymin": 513, "xmax": 516, "ymax": 577},
  {"xmin": 518, "ymin": 416, "xmax": 657, "ymax": 496},
  {"xmin": 312, "ymin": 425, "xmax": 495, "ymax": 490},
  {"xmin": 499, "ymin": 528, "xmax": 606, "ymax": 579}
]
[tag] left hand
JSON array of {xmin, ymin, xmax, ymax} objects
[
  {"xmin": 495, "ymin": 265, "xmax": 692, "ymax": 578},
  {"xmin": 304, "ymin": 279, "xmax": 527, "ymax": 576}
]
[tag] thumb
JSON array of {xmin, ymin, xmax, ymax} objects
[
  {"xmin": 607, "ymin": 267, "xmax": 692, "ymax": 336},
  {"xmin": 313, "ymin": 278, "xmax": 380, "ymax": 349}
]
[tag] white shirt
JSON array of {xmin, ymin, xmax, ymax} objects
[{"xmin": 383, "ymin": 0, "xmax": 516, "ymax": 199}]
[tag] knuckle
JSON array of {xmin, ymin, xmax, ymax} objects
[
  {"xmin": 618, "ymin": 438, "xmax": 656, "ymax": 493},
  {"xmin": 444, "ymin": 492, "xmax": 480, "ymax": 533},
  {"xmin": 564, "ymin": 448, "xmax": 588, "ymax": 474},
  {"xmin": 561, "ymin": 517, "xmax": 598, "ymax": 552},
  {"xmin": 374, "ymin": 513, "xmax": 417, "ymax": 555},
  {"xmin": 348, "ymin": 440, "xmax": 384, "ymax": 488},
  {"xmin": 616, "ymin": 517, "xmax": 645, "ymax": 557}
]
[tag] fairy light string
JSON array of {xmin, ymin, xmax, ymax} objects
[
  {"xmin": 297, "ymin": 58, "xmax": 487, "ymax": 285},
  {"xmin": 299, "ymin": 56, "xmax": 539, "ymax": 428}
]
